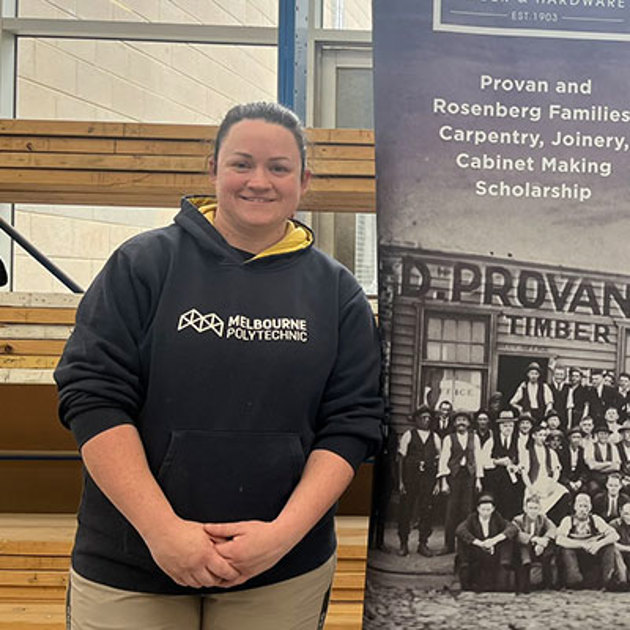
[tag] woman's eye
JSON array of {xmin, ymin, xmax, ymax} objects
[{"xmin": 271, "ymin": 164, "xmax": 289, "ymax": 173}]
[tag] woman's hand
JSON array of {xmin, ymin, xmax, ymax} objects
[
  {"xmin": 143, "ymin": 516, "xmax": 240, "ymax": 588},
  {"xmin": 203, "ymin": 520, "xmax": 293, "ymax": 588}
]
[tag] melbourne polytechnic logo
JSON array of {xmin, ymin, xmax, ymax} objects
[
  {"xmin": 177, "ymin": 308, "xmax": 225, "ymax": 337},
  {"xmin": 177, "ymin": 307, "xmax": 308, "ymax": 343}
]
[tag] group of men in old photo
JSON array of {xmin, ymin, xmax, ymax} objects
[{"xmin": 384, "ymin": 361, "xmax": 630, "ymax": 593}]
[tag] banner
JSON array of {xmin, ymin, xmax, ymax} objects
[{"xmin": 365, "ymin": 0, "xmax": 630, "ymax": 625}]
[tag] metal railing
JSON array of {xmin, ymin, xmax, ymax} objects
[{"xmin": 0, "ymin": 217, "xmax": 83, "ymax": 293}]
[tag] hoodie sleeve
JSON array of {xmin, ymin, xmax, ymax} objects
[
  {"xmin": 312, "ymin": 282, "xmax": 385, "ymax": 471},
  {"xmin": 54, "ymin": 244, "xmax": 155, "ymax": 448}
]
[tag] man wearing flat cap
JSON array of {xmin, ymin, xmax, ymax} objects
[
  {"xmin": 455, "ymin": 493, "xmax": 517, "ymax": 591},
  {"xmin": 438, "ymin": 410, "xmax": 483, "ymax": 553},
  {"xmin": 509, "ymin": 362, "xmax": 554, "ymax": 423},
  {"xmin": 397, "ymin": 405, "xmax": 441, "ymax": 557}
]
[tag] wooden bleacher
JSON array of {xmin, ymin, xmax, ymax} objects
[
  {"xmin": 0, "ymin": 515, "xmax": 368, "ymax": 630},
  {"xmin": 0, "ymin": 120, "xmax": 377, "ymax": 627}
]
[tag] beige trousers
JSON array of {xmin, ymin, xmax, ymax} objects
[{"xmin": 67, "ymin": 554, "xmax": 335, "ymax": 630}]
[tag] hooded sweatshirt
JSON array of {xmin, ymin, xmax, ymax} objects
[{"xmin": 54, "ymin": 196, "xmax": 384, "ymax": 594}]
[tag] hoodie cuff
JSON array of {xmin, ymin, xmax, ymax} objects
[
  {"xmin": 69, "ymin": 408, "xmax": 135, "ymax": 448},
  {"xmin": 312, "ymin": 436, "xmax": 370, "ymax": 473}
]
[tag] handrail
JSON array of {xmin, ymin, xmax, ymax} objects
[{"xmin": 0, "ymin": 217, "xmax": 83, "ymax": 293}]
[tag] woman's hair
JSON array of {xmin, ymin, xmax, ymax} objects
[{"xmin": 213, "ymin": 101, "xmax": 308, "ymax": 178}]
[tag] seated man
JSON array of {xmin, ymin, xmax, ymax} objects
[
  {"xmin": 455, "ymin": 493, "xmax": 517, "ymax": 592},
  {"xmin": 556, "ymin": 493, "xmax": 619, "ymax": 589},
  {"xmin": 610, "ymin": 502, "xmax": 630, "ymax": 585},
  {"xmin": 593, "ymin": 472, "xmax": 630, "ymax": 522},
  {"xmin": 512, "ymin": 495, "xmax": 557, "ymax": 593}
]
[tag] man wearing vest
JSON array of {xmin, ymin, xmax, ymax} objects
[
  {"xmin": 559, "ymin": 426, "xmax": 588, "ymax": 499},
  {"xmin": 593, "ymin": 473, "xmax": 630, "ymax": 522},
  {"xmin": 487, "ymin": 410, "xmax": 521, "ymax": 520},
  {"xmin": 397, "ymin": 405, "xmax": 441, "ymax": 557},
  {"xmin": 521, "ymin": 424, "xmax": 570, "ymax": 524},
  {"xmin": 474, "ymin": 409, "xmax": 494, "ymax": 491},
  {"xmin": 556, "ymin": 493, "xmax": 619, "ymax": 589},
  {"xmin": 438, "ymin": 411, "xmax": 483, "ymax": 554},
  {"xmin": 509, "ymin": 362, "xmax": 554, "ymax": 423},
  {"xmin": 584, "ymin": 424, "xmax": 621, "ymax": 495}
]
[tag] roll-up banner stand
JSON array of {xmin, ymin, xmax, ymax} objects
[{"xmin": 365, "ymin": 0, "xmax": 630, "ymax": 625}]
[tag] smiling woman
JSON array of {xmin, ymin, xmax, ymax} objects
[
  {"xmin": 210, "ymin": 107, "xmax": 311, "ymax": 254},
  {"xmin": 54, "ymin": 101, "xmax": 384, "ymax": 630}
]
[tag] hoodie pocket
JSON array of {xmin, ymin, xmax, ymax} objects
[{"xmin": 155, "ymin": 430, "xmax": 305, "ymax": 523}]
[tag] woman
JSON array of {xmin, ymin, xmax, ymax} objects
[{"xmin": 55, "ymin": 102, "xmax": 384, "ymax": 629}]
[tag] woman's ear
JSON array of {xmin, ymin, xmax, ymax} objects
[
  {"xmin": 300, "ymin": 168, "xmax": 312, "ymax": 195},
  {"xmin": 209, "ymin": 158, "xmax": 217, "ymax": 184}
]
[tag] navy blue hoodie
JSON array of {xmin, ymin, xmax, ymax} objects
[{"xmin": 55, "ymin": 196, "xmax": 384, "ymax": 594}]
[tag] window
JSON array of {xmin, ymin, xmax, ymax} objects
[{"xmin": 420, "ymin": 311, "xmax": 490, "ymax": 410}]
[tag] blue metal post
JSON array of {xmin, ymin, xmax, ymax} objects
[{"xmin": 278, "ymin": 0, "xmax": 308, "ymax": 123}]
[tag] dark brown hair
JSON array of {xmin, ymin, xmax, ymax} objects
[{"xmin": 213, "ymin": 102, "xmax": 307, "ymax": 178}]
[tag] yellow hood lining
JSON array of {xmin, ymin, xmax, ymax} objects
[{"xmin": 197, "ymin": 202, "xmax": 312, "ymax": 261}]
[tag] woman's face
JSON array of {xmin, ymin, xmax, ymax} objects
[{"xmin": 212, "ymin": 119, "xmax": 310, "ymax": 239}]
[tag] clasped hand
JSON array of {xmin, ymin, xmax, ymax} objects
[{"xmin": 145, "ymin": 516, "xmax": 291, "ymax": 590}]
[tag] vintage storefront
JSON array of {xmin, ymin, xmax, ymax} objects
[{"xmin": 379, "ymin": 244, "xmax": 630, "ymax": 427}]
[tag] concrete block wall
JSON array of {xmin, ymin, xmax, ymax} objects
[
  {"xmin": 322, "ymin": 0, "xmax": 371, "ymax": 29},
  {"xmin": 12, "ymin": 0, "xmax": 279, "ymax": 292}
]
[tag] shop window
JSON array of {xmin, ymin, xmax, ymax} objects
[
  {"xmin": 420, "ymin": 312, "xmax": 489, "ymax": 410},
  {"xmin": 424, "ymin": 314, "xmax": 488, "ymax": 365}
]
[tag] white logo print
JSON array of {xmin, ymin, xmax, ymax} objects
[{"xmin": 177, "ymin": 308, "xmax": 225, "ymax": 337}]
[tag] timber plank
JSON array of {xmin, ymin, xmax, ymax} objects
[
  {"xmin": 0, "ymin": 340, "xmax": 66, "ymax": 356},
  {"xmin": 0, "ymin": 308, "xmax": 76, "ymax": 325},
  {"xmin": 0, "ymin": 356, "xmax": 58, "ymax": 369},
  {"xmin": 0, "ymin": 602, "xmax": 65, "ymax": 629},
  {"xmin": 0, "ymin": 120, "xmax": 214, "ymax": 140},
  {"xmin": 0, "ymin": 137, "xmax": 211, "ymax": 156},
  {"xmin": 0, "ymin": 369, "xmax": 55, "ymax": 384},
  {"xmin": 0, "ymin": 152, "xmax": 208, "ymax": 173},
  {"xmin": 0, "ymin": 586, "xmax": 66, "ymax": 602},
  {"xmin": 0, "ymin": 325, "xmax": 73, "ymax": 341},
  {"xmin": 0, "ymin": 572, "xmax": 67, "ymax": 588},
  {"xmin": 0, "ymin": 557, "xmax": 69, "ymax": 571}
]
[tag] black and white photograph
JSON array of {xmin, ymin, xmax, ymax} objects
[{"xmin": 365, "ymin": 0, "xmax": 630, "ymax": 627}]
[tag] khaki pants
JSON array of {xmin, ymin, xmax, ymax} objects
[{"xmin": 68, "ymin": 554, "xmax": 335, "ymax": 630}]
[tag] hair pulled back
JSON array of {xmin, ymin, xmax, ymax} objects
[{"xmin": 213, "ymin": 102, "xmax": 307, "ymax": 178}]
